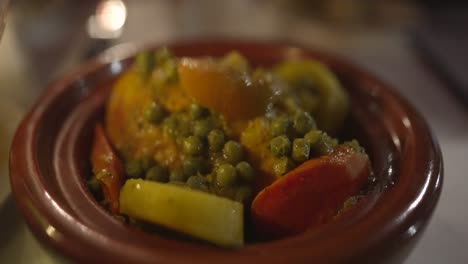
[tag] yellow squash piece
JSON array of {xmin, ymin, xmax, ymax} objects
[
  {"xmin": 178, "ymin": 58, "xmax": 270, "ymax": 121},
  {"xmin": 275, "ymin": 60, "xmax": 349, "ymax": 133},
  {"xmin": 120, "ymin": 179, "xmax": 244, "ymax": 247}
]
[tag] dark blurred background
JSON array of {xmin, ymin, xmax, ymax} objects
[
  {"xmin": 3, "ymin": 0, "xmax": 468, "ymax": 105},
  {"xmin": 0, "ymin": 1, "xmax": 467, "ymax": 263}
]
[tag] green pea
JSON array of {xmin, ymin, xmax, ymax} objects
[
  {"xmin": 270, "ymin": 116, "xmax": 290, "ymax": 137},
  {"xmin": 193, "ymin": 119, "xmax": 213, "ymax": 138},
  {"xmin": 293, "ymin": 111, "xmax": 316, "ymax": 136},
  {"xmin": 87, "ymin": 175, "xmax": 101, "ymax": 194},
  {"xmin": 315, "ymin": 140, "xmax": 333, "ymax": 156},
  {"xmin": 235, "ymin": 186, "xmax": 253, "ymax": 202},
  {"xmin": 187, "ymin": 175, "xmax": 209, "ymax": 191},
  {"xmin": 189, "ymin": 103, "xmax": 208, "ymax": 119},
  {"xmin": 223, "ymin": 141, "xmax": 243, "ymax": 165},
  {"xmin": 322, "ymin": 133, "xmax": 337, "ymax": 148},
  {"xmin": 162, "ymin": 115, "xmax": 178, "ymax": 137},
  {"xmin": 144, "ymin": 102, "xmax": 165, "ymax": 124},
  {"xmin": 316, "ymin": 142, "xmax": 332, "ymax": 156},
  {"xmin": 135, "ymin": 51, "xmax": 155, "ymax": 79},
  {"xmin": 205, "ymin": 173, "xmax": 214, "ymax": 184},
  {"xmin": 344, "ymin": 139, "xmax": 365, "ymax": 153},
  {"xmin": 183, "ymin": 157, "xmax": 205, "ymax": 176},
  {"xmin": 270, "ymin": 135, "xmax": 291, "ymax": 157},
  {"xmin": 273, "ymin": 157, "xmax": 295, "ymax": 176},
  {"xmin": 169, "ymin": 169, "xmax": 187, "ymax": 182},
  {"xmin": 252, "ymin": 68, "xmax": 268, "ymax": 83},
  {"xmin": 304, "ymin": 130, "xmax": 322, "ymax": 146},
  {"xmin": 182, "ymin": 136, "xmax": 204, "ymax": 156},
  {"xmin": 221, "ymin": 51, "xmax": 250, "ymax": 72},
  {"xmin": 235, "ymin": 161, "xmax": 254, "ymax": 183},
  {"xmin": 174, "ymin": 113, "xmax": 191, "ymax": 137},
  {"xmin": 161, "ymin": 59, "xmax": 178, "ymax": 83},
  {"xmin": 311, "ymin": 132, "xmax": 335, "ymax": 156},
  {"xmin": 210, "ymin": 152, "xmax": 225, "ymax": 168},
  {"xmin": 208, "ymin": 129, "xmax": 225, "ymax": 152},
  {"xmin": 216, "ymin": 164, "xmax": 237, "ymax": 187},
  {"xmin": 145, "ymin": 165, "xmax": 169, "ymax": 182},
  {"xmin": 292, "ymin": 138, "xmax": 310, "ymax": 162},
  {"xmin": 125, "ymin": 160, "xmax": 144, "ymax": 179},
  {"xmin": 331, "ymin": 138, "xmax": 338, "ymax": 147},
  {"xmin": 154, "ymin": 47, "xmax": 173, "ymax": 63}
]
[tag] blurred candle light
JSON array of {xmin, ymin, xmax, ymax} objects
[{"xmin": 88, "ymin": 0, "xmax": 127, "ymax": 39}]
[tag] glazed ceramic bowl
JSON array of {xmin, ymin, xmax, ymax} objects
[{"xmin": 9, "ymin": 40, "xmax": 442, "ymax": 263}]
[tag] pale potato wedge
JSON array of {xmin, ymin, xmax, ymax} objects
[{"xmin": 120, "ymin": 179, "xmax": 244, "ymax": 247}]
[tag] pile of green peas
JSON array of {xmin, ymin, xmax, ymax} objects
[
  {"xmin": 269, "ymin": 111, "xmax": 338, "ymax": 176},
  {"xmin": 123, "ymin": 102, "xmax": 255, "ymax": 203}
]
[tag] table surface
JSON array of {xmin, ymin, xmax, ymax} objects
[{"xmin": 0, "ymin": 1, "xmax": 467, "ymax": 263}]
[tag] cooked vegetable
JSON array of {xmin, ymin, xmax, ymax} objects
[
  {"xmin": 182, "ymin": 156, "xmax": 206, "ymax": 176},
  {"xmin": 208, "ymin": 129, "xmax": 225, "ymax": 152},
  {"xmin": 235, "ymin": 161, "xmax": 254, "ymax": 183},
  {"xmin": 186, "ymin": 175, "xmax": 209, "ymax": 191},
  {"xmin": 144, "ymin": 101, "xmax": 166, "ymax": 124},
  {"xmin": 311, "ymin": 132, "xmax": 336, "ymax": 157},
  {"xmin": 188, "ymin": 103, "xmax": 208, "ymax": 119},
  {"xmin": 216, "ymin": 164, "xmax": 238, "ymax": 187},
  {"xmin": 91, "ymin": 124, "xmax": 124, "ymax": 214},
  {"xmin": 293, "ymin": 111, "xmax": 316, "ymax": 136},
  {"xmin": 145, "ymin": 165, "xmax": 169, "ymax": 183},
  {"xmin": 135, "ymin": 51, "xmax": 156, "ymax": 79},
  {"xmin": 251, "ymin": 145, "xmax": 371, "ymax": 238},
  {"xmin": 193, "ymin": 119, "xmax": 213, "ymax": 138},
  {"xmin": 221, "ymin": 51, "xmax": 250, "ymax": 72},
  {"xmin": 169, "ymin": 169, "xmax": 186, "ymax": 182},
  {"xmin": 125, "ymin": 160, "xmax": 144, "ymax": 179},
  {"xmin": 182, "ymin": 136, "xmax": 204, "ymax": 156},
  {"xmin": 275, "ymin": 60, "xmax": 349, "ymax": 133},
  {"xmin": 178, "ymin": 57, "xmax": 271, "ymax": 120},
  {"xmin": 291, "ymin": 138, "xmax": 310, "ymax": 162},
  {"xmin": 273, "ymin": 157, "xmax": 295, "ymax": 177},
  {"xmin": 269, "ymin": 135, "xmax": 291, "ymax": 157},
  {"xmin": 223, "ymin": 140, "xmax": 243, "ymax": 165},
  {"xmin": 270, "ymin": 115, "xmax": 291, "ymax": 137},
  {"xmin": 304, "ymin": 130, "xmax": 321, "ymax": 146},
  {"xmin": 120, "ymin": 179, "xmax": 244, "ymax": 247},
  {"xmin": 235, "ymin": 186, "xmax": 253, "ymax": 203},
  {"xmin": 90, "ymin": 48, "xmax": 373, "ymax": 247}
]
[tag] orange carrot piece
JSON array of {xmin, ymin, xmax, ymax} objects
[
  {"xmin": 251, "ymin": 145, "xmax": 371, "ymax": 238},
  {"xmin": 91, "ymin": 123, "xmax": 125, "ymax": 214}
]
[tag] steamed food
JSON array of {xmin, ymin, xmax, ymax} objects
[
  {"xmin": 120, "ymin": 179, "xmax": 244, "ymax": 247},
  {"xmin": 89, "ymin": 48, "xmax": 372, "ymax": 246}
]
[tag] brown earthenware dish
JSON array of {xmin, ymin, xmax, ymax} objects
[{"xmin": 9, "ymin": 40, "xmax": 443, "ymax": 263}]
